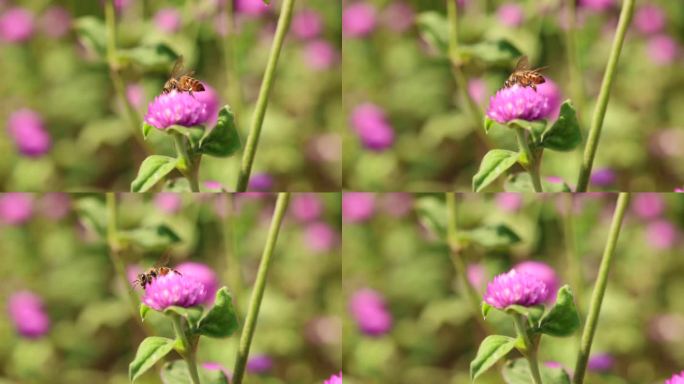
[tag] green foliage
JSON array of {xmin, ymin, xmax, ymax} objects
[
  {"xmin": 196, "ymin": 288, "xmax": 239, "ymax": 338},
  {"xmin": 74, "ymin": 17, "xmax": 106, "ymax": 57},
  {"xmin": 164, "ymin": 306, "xmax": 204, "ymax": 331},
  {"xmin": 473, "ymin": 150, "xmax": 520, "ymax": 192},
  {"xmin": 459, "ymin": 39, "xmax": 522, "ymax": 66},
  {"xmin": 129, "ymin": 337, "xmax": 176, "ymax": 382},
  {"xmin": 540, "ymin": 101, "xmax": 581, "ymax": 151},
  {"xmin": 459, "ymin": 224, "xmax": 521, "ymax": 249},
  {"xmin": 198, "ymin": 107, "xmax": 242, "ymax": 158},
  {"xmin": 536, "ymin": 286, "xmax": 581, "ymax": 337},
  {"xmin": 131, "ymin": 156, "xmax": 179, "ymax": 192},
  {"xmin": 470, "ymin": 335, "xmax": 518, "ymax": 381},
  {"xmin": 504, "ymin": 173, "xmax": 571, "ymax": 192},
  {"xmin": 118, "ymin": 225, "xmax": 182, "ymax": 250},
  {"xmin": 117, "ymin": 44, "xmax": 179, "ymax": 72},
  {"xmin": 75, "ymin": 197, "xmax": 107, "ymax": 237},
  {"xmin": 161, "ymin": 360, "xmax": 229, "ymax": 384},
  {"xmin": 415, "ymin": 196, "xmax": 448, "ymax": 240},
  {"xmin": 416, "ymin": 12, "xmax": 449, "ymax": 56},
  {"xmin": 502, "ymin": 359, "xmax": 571, "ymax": 384}
]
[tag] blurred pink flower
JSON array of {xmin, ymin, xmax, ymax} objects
[
  {"xmin": 634, "ymin": 5, "xmax": 665, "ymax": 35},
  {"xmin": 303, "ymin": 40, "xmax": 338, "ymax": 71},
  {"xmin": 154, "ymin": 8, "xmax": 182, "ymax": 34},
  {"xmin": 497, "ymin": 3, "xmax": 524, "ymax": 27},
  {"xmin": 204, "ymin": 180, "xmax": 225, "ymax": 192},
  {"xmin": 587, "ymin": 353, "xmax": 614, "ymax": 372},
  {"xmin": 154, "ymin": 193, "xmax": 182, "ymax": 214},
  {"xmin": 304, "ymin": 222, "xmax": 338, "ymax": 253},
  {"xmin": 380, "ymin": 193, "xmax": 413, "ymax": 217},
  {"xmin": 248, "ymin": 173, "xmax": 273, "ymax": 191},
  {"xmin": 202, "ymin": 362, "xmax": 232, "ymax": 380},
  {"xmin": 590, "ymin": 168, "xmax": 616, "ymax": 187},
  {"xmin": 176, "ymin": 262, "xmax": 219, "ymax": 306},
  {"xmin": 382, "ymin": 2, "xmax": 414, "ymax": 33},
  {"xmin": 246, "ymin": 355, "xmax": 273, "ymax": 374},
  {"xmin": 113, "ymin": 0, "xmax": 133, "ymax": 11},
  {"xmin": 342, "ymin": 193, "xmax": 375, "ymax": 223},
  {"xmin": 0, "ymin": 7, "xmax": 34, "ymax": 42},
  {"xmin": 676, "ymin": 187, "xmax": 684, "ymax": 193},
  {"xmin": 7, "ymin": 108, "xmax": 51, "ymax": 157},
  {"xmin": 631, "ymin": 193, "xmax": 664, "ymax": 219},
  {"xmin": 578, "ymin": 0, "xmax": 614, "ymax": 12},
  {"xmin": 305, "ymin": 316, "xmax": 342, "ymax": 345},
  {"xmin": 350, "ymin": 103, "xmax": 395, "ymax": 151},
  {"xmin": 291, "ymin": 9, "xmax": 322, "ymax": 40},
  {"xmin": 40, "ymin": 6, "xmax": 71, "ymax": 38},
  {"xmin": 8, "ymin": 291, "xmax": 50, "ymax": 339},
  {"xmin": 646, "ymin": 219, "xmax": 677, "ymax": 250},
  {"xmin": 126, "ymin": 83, "xmax": 145, "ymax": 109},
  {"xmin": 40, "ymin": 193, "xmax": 71, "ymax": 220},
  {"xmin": 495, "ymin": 193, "xmax": 523, "ymax": 212},
  {"xmin": 514, "ymin": 261, "xmax": 559, "ymax": 303},
  {"xmin": 468, "ymin": 78, "xmax": 487, "ymax": 105},
  {"xmin": 647, "ymin": 34, "xmax": 679, "ymax": 66},
  {"xmin": 467, "ymin": 263, "xmax": 486, "ymax": 291},
  {"xmin": 666, "ymin": 371, "xmax": 684, "ymax": 384},
  {"xmin": 349, "ymin": 289, "xmax": 392, "ymax": 336},
  {"xmin": 235, "ymin": 0, "xmax": 269, "ymax": 17},
  {"xmin": 291, "ymin": 194, "xmax": 323, "ymax": 222},
  {"xmin": 0, "ymin": 193, "xmax": 34, "ymax": 225},
  {"xmin": 127, "ymin": 264, "xmax": 142, "ymax": 286},
  {"xmin": 343, "ymin": 3, "xmax": 377, "ymax": 38},
  {"xmin": 536, "ymin": 78, "xmax": 562, "ymax": 120},
  {"xmin": 649, "ymin": 314, "xmax": 684, "ymax": 343},
  {"xmin": 324, "ymin": 372, "xmax": 343, "ymax": 384}
]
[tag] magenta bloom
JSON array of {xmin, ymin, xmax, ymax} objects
[
  {"xmin": 484, "ymin": 269, "xmax": 548, "ymax": 309},
  {"xmin": 8, "ymin": 291, "xmax": 50, "ymax": 338},
  {"xmin": 154, "ymin": 192, "xmax": 182, "ymax": 214},
  {"xmin": 468, "ymin": 78, "xmax": 487, "ymax": 105},
  {"xmin": 324, "ymin": 372, "xmax": 343, "ymax": 384},
  {"xmin": 587, "ymin": 353, "xmax": 614, "ymax": 372},
  {"xmin": 192, "ymin": 83, "xmax": 220, "ymax": 126},
  {"xmin": 342, "ymin": 192, "xmax": 375, "ymax": 223},
  {"xmin": 292, "ymin": 9, "xmax": 322, "ymax": 40},
  {"xmin": 496, "ymin": 193, "xmax": 523, "ymax": 212},
  {"xmin": 646, "ymin": 220, "xmax": 677, "ymax": 250},
  {"xmin": 350, "ymin": 103, "xmax": 395, "ymax": 151},
  {"xmin": 634, "ymin": 5, "xmax": 665, "ymax": 35},
  {"xmin": 248, "ymin": 173, "xmax": 273, "ymax": 191},
  {"xmin": 7, "ymin": 108, "xmax": 51, "ymax": 157},
  {"xmin": 631, "ymin": 193, "xmax": 664, "ymax": 219},
  {"xmin": 304, "ymin": 40, "xmax": 338, "ymax": 71},
  {"xmin": 590, "ymin": 168, "xmax": 616, "ymax": 187},
  {"xmin": 291, "ymin": 194, "xmax": 323, "ymax": 222},
  {"xmin": 142, "ymin": 272, "xmax": 207, "ymax": 311},
  {"xmin": 154, "ymin": 8, "xmax": 182, "ymax": 33},
  {"xmin": 304, "ymin": 222, "xmax": 338, "ymax": 253},
  {"xmin": 343, "ymin": 3, "xmax": 377, "ymax": 38},
  {"xmin": 40, "ymin": 193, "xmax": 71, "ymax": 220},
  {"xmin": 0, "ymin": 193, "xmax": 34, "ymax": 225},
  {"xmin": 382, "ymin": 2, "xmax": 414, "ymax": 33},
  {"xmin": 126, "ymin": 83, "xmax": 145, "ymax": 109},
  {"xmin": 647, "ymin": 34, "xmax": 679, "ymax": 66},
  {"xmin": 467, "ymin": 263, "xmax": 486, "ymax": 291},
  {"xmin": 514, "ymin": 261, "xmax": 559, "ymax": 303},
  {"xmin": 536, "ymin": 79, "xmax": 562, "ymax": 120},
  {"xmin": 176, "ymin": 262, "xmax": 219, "ymax": 305},
  {"xmin": 202, "ymin": 362, "xmax": 232, "ymax": 380},
  {"xmin": 497, "ymin": 3, "xmax": 524, "ymax": 27},
  {"xmin": 578, "ymin": 0, "xmax": 614, "ymax": 12},
  {"xmin": 486, "ymin": 85, "xmax": 551, "ymax": 124},
  {"xmin": 667, "ymin": 371, "xmax": 684, "ymax": 384},
  {"xmin": 0, "ymin": 7, "xmax": 34, "ymax": 42},
  {"xmin": 235, "ymin": 0, "xmax": 269, "ymax": 17},
  {"xmin": 349, "ymin": 289, "xmax": 392, "ymax": 336},
  {"xmin": 40, "ymin": 6, "xmax": 71, "ymax": 38},
  {"xmin": 113, "ymin": 0, "xmax": 132, "ymax": 11},
  {"xmin": 144, "ymin": 90, "xmax": 209, "ymax": 130},
  {"xmin": 246, "ymin": 355, "xmax": 273, "ymax": 374}
]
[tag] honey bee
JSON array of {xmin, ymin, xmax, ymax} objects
[
  {"xmin": 504, "ymin": 55, "xmax": 547, "ymax": 91},
  {"xmin": 133, "ymin": 256, "xmax": 182, "ymax": 290},
  {"xmin": 162, "ymin": 55, "xmax": 205, "ymax": 96}
]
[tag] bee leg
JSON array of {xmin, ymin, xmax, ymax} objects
[{"xmin": 531, "ymin": 85, "xmax": 537, "ymax": 92}]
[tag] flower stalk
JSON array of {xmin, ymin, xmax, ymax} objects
[
  {"xmin": 172, "ymin": 132, "xmax": 200, "ymax": 192},
  {"xmin": 170, "ymin": 314, "xmax": 201, "ymax": 384},
  {"xmin": 512, "ymin": 314, "xmax": 543, "ymax": 384},
  {"xmin": 575, "ymin": 0, "xmax": 635, "ymax": 191},
  {"xmin": 232, "ymin": 193, "xmax": 291, "ymax": 383},
  {"xmin": 573, "ymin": 192, "xmax": 631, "ymax": 384},
  {"xmin": 513, "ymin": 126, "xmax": 543, "ymax": 192},
  {"xmin": 236, "ymin": 0, "xmax": 296, "ymax": 192}
]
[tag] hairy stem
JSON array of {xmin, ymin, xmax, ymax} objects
[
  {"xmin": 573, "ymin": 192, "xmax": 631, "ymax": 384},
  {"xmin": 514, "ymin": 126, "xmax": 543, "ymax": 192},
  {"xmin": 236, "ymin": 0, "xmax": 296, "ymax": 192},
  {"xmin": 172, "ymin": 132, "xmax": 200, "ymax": 192},
  {"xmin": 232, "ymin": 193, "xmax": 291, "ymax": 383},
  {"xmin": 575, "ymin": 0, "xmax": 635, "ymax": 192},
  {"xmin": 171, "ymin": 315, "xmax": 201, "ymax": 384},
  {"xmin": 513, "ymin": 314, "xmax": 543, "ymax": 384}
]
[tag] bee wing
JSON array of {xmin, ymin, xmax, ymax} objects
[
  {"xmin": 154, "ymin": 253, "xmax": 171, "ymax": 268},
  {"xmin": 532, "ymin": 66, "xmax": 549, "ymax": 73},
  {"xmin": 170, "ymin": 55, "xmax": 185, "ymax": 78},
  {"xmin": 514, "ymin": 55, "xmax": 530, "ymax": 72}
]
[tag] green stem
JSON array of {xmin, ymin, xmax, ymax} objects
[
  {"xmin": 222, "ymin": 0, "xmax": 244, "ymax": 120},
  {"xmin": 223, "ymin": 194, "xmax": 244, "ymax": 317},
  {"xmin": 171, "ymin": 315, "xmax": 201, "ymax": 384},
  {"xmin": 573, "ymin": 192, "xmax": 630, "ymax": 384},
  {"xmin": 514, "ymin": 126, "xmax": 543, "ymax": 192},
  {"xmin": 513, "ymin": 314, "xmax": 543, "ymax": 384},
  {"xmin": 236, "ymin": 0, "xmax": 296, "ymax": 192},
  {"xmin": 172, "ymin": 132, "xmax": 200, "ymax": 192},
  {"xmin": 232, "ymin": 193, "xmax": 291, "ymax": 383},
  {"xmin": 575, "ymin": 0, "xmax": 635, "ymax": 192},
  {"xmin": 563, "ymin": 194, "xmax": 583, "ymax": 315}
]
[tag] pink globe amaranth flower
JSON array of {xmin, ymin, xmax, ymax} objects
[
  {"xmin": 380, "ymin": 193, "xmax": 412, "ymax": 217},
  {"xmin": 40, "ymin": 6, "xmax": 71, "ymax": 38},
  {"xmin": 587, "ymin": 353, "xmax": 614, "ymax": 372},
  {"xmin": 484, "ymin": 269, "xmax": 548, "ymax": 309},
  {"xmin": 0, "ymin": 7, "xmax": 34, "ymax": 42},
  {"xmin": 497, "ymin": 3, "xmax": 524, "ymax": 27},
  {"xmin": 467, "ymin": 263, "xmax": 486, "ymax": 291},
  {"xmin": 144, "ymin": 90, "xmax": 209, "ymax": 130},
  {"xmin": 382, "ymin": 2, "xmax": 414, "ymax": 33},
  {"xmin": 192, "ymin": 83, "xmax": 220, "ymax": 126},
  {"xmin": 634, "ymin": 5, "xmax": 665, "ymax": 35},
  {"xmin": 578, "ymin": 0, "xmax": 614, "ymax": 12},
  {"xmin": 291, "ymin": 193, "xmax": 323, "ymax": 222},
  {"xmin": 8, "ymin": 291, "xmax": 50, "ymax": 338},
  {"xmin": 248, "ymin": 173, "xmax": 273, "ymax": 191},
  {"xmin": 536, "ymin": 79, "xmax": 562, "ymax": 120},
  {"xmin": 468, "ymin": 78, "xmax": 487, "ymax": 105},
  {"xmin": 486, "ymin": 85, "xmax": 551, "ymax": 124},
  {"xmin": 590, "ymin": 168, "xmax": 616, "ymax": 187},
  {"xmin": 304, "ymin": 40, "xmax": 338, "ymax": 71},
  {"xmin": 175, "ymin": 262, "xmax": 219, "ymax": 305},
  {"xmin": 631, "ymin": 193, "xmax": 664, "ymax": 219},
  {"xmin": 349, "ymin": 289, "xmax": 392, "ymax": 336},
  {"xmin": 324, "ymin": 372, "xmax": 343, "ymax": 384},
  {"xmin": 343, "ymin": 193, "xmax": 375, "ymax": 223},
  {"xmin": 667, "ymin": 371, "xmax": 684, "ymax": 384},
  {"xmin": 142, "ymin": 272, "xmax": 207, "ymax": 311},
  {"xmin": 350, "ymin": 103, "xmax": 395, "ymax": 151},
  {"xmin": 235, "ymin": 0, "xmax": 269, "ymax": 17},
  {"xmin": 126, "ymin": 83, "xmax": 145, "ymax": 109},
  {"xmin": 154, "ymin": 8, "xmax": 182, "ymax": 34},
  {"xmin": 647, "ymin": 34, "xmax": 679, "ymax": 66},
  {"xmin": 291, "ymin": 9, "xmax": 322, "ymax": 40},
  {"xmin": 646, "ymin": 219, "xmax": 677, "ymax": 250},
  {"xmin": 154, "ymin": 192, "xmax": 182, "ymax": 214},
  {"xmin": 496, "ymin": 193, "xmax": 523, "ymax": 212},
  {"xmin": 40, "ymin": 193, "xmax": 71, "ymax": 220},
  {"xmin": 0, "ymin": 193, "xmax": 34, "ymax": 225},
  {"xmin": 343, "ymin": 3, "xmax": 377, "ymax": 38},
  {"xmin": 246, "ymin": 354, "xmax": 273, "ymax": 374},
  {"xmin": 7, "ymin": 108, "xmax": 51, "ymax": 157},
  {"xmin": 304, "ymin": 222, "xmax": 338, "ymax": 253},
  {"xmin": 676, "ymin": 187, "xmax": 684, "ymax": 193},
  {"xmin": 514, "ymin": 261, "xmax": 559, "ymax": 303}
]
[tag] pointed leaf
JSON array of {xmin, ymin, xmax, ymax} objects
[
  {"xmin": 481, "ymin": 302, "xmax": 493, "ymax": 319},
  {"xmin": 199, "ymin": 106, "xmax": 241, "ymax": 157},
  {"xmin": 164, "ymin": 306, "xmax": 204, "ymax": 331},
  {"xmin": 537, "ymin": 285, "xmax": 580, "ymax": 337},
  {"xmin": 142, "ymin": 123, "xmax": 154, "ymax": 139},
  {"xmin": 416, "ymin": 12, "xmax": 449, "ymax": 56},
  {"xmin": 459, "ymin": 39, "xmax": 522, "ymax": 66},
  {"xmin": 196, "ymin": 287, "xmax": 239, "ymax": 338},
  {"xmin": 131, "ymin": 155, "xmax": 178, "ymax": 192},
  {"xmin": 415, "ymin": 196, "xmax": 447, "ymax": 240},
  {"xmin": 473, "ymin": 150, "xmax": 520, "ymax": 192},
  {"xmin": 461, "ymin": 224, "xmax": 521, "ymax": 249},
  {"xmin": 129, "ymin": 337, "xmax": 175, "ymax": 382},
  {"xmin": 484, "ymin": 116, "xmax": 494, "ymax": 134},
  {"xmin": 118, "ymin": 225, "xmax": 182, "ymax": 250},
  {"xmin": 470, "ymin": 335, "xmax": 517, "ymax": 381},
  {"xmin": 74, "ymin": 17, "xmax": 106, "ymax": 57},
  {"xmin": 140, "ymin": 303, "xmax": 150, "ymax": 321},
  {"xmin": 118, "ymin": 44, "xmax": 179, "ymax": 72},
  {"xmin": 541, "ymin": 101, "xmax": 581, "ymax": 151}
]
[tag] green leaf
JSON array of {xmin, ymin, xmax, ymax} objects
[
  {"xmin": 536, "ymin": 285, "xmax": 580, "ymax": 337},
  {"xmin": 118, "ymin": 44, "xmax": 179, "ymax": 72},
  {"xmin": 142, "ymin": 123, "xmax": 154, "ymax": 140},
  {"xmin": 481, "ymin": 302, "xmax": 492, "ymax": 319},
  {"xmin": 502, "ymin": 358, "xmax": 571, "ymax": 384},
  {"xmin": 504, "ymin": 173, "xmax": 571, "ymax": 192},
  {"xmin": 196, "ymin": 287, "xmax": 239, "ymax": 338},
  {"xmin": 416, "ymin": 12, "xmax": 449, "ymax": 56},
  {"xmin": 129, "ymin": 337, "xmax": 175, "ymax": 382},
  {"xmin": 414, "ymin": 196, "xmax": 447, "ymax": 240},
  {"xmin": 199, "ymin": 106, "xmax": 241, "ymax": 157},
  {"xmin": 164, "ymin": 306, "xmax": 204, "ymax": 331},
  {"xmin": 140, "ymin": 304, "xmax": 150, "ymax": 321},
  {"xmin": 161, "ymin": 360, "xmax": 229, "ymax": 384},
  {"xmin": 473, "ymin": 150, "xmax": 520, "ymax": 192},
  {"xmin": 470, "ymin": 335, "xmax": 517, "ymax": 381},
  {"xmin": 74, "ymin": 17, "xmax": 106, "ymax": 57},
  {"xmin": 509, "ymin": 119, "xmax": 547, "ymax": 145},
  {"xmin": 131, "ymin": 155, "xmax": 179, "ymax": 192},
  {"xmin": 484, "ymin": 116, "xmax": 494, "ymax": 134},
  {"xmin": 163, "ymin": 178, "xmax": 192, "ymax": 192},
  {"xmin": 505, "ymin": 305, "xmax": 545, "ymax": 327},
  {"xmin": 118, "ymin": 225, "xmax": 182, "ymax": 250},
  {"xmin": 75, "ymin": 197, "xmax": 107, "ymax": 237},
  {"xmin": 461, "ymin": 224, "xmax": 521, "ymax": 249},
  {"xmin": 541, "ymin": 101, "xmax": 581, "ymax": 151},
  {"xmin": 459, "ymin": 39, "xmax": 522, "ymax": 66},
  {"xmin": 167, "ymin": 125, "xmax": 205, "ymax": 150}
]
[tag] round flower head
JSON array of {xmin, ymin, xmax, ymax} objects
[
  {"xmin": 246, "ymin": 354, "xmax": 273, "ymax": 374},
  {"xmin": 324, "ymin": 372, "xmax": 343, "ymax": 384},
  {"xmin": 349, "ymin": 288, "xmax": 392, "ymax": 336},
  {"xmin": 468, "ymin": 78, "xmax": 488, "ymax": 105},
  {"xmin": 154, "ymin": 192, "xmax": 182, "ymax": 214},
  {"xmin": 667, "ymin": 372, "xmax": 684, "ymax": 384},
  {"xmin": 7, "ymin": 108, "xmax": 51, "ymax": 157},
  {"xmin": 343, "ymin": 192, "xmax": 375, "ymax": 223},
  {"xmin": 40, "ymin": 6, "xmax": 71, "ymax": 38},
  {"xmin": 647, "ymin": 34, "xmax": 679, "ymax": 66},
  {"xmin": 591, "ymin": 168, "xmax": 616, "ymax": 187},
  {"xmin": 350, "ymin": 103, "xmax": 395, "ymax": 151},
  {"xmin": 304, "ymin": 40, "xmax": 338, "ymax": 71},
  {"xmin": 176, "ymin": 262, "xmax": 219, "ymax": 305},
  {"xmin": 192, "ymin": 83, "xmax": 220, "ymax": 126},
  {"xmin": 343, "ymin": 3, "xmax": 377, "ymax": 38},
  {"xmin": 587, "ymin": 353, "xmax": 614, "ymax": 372},
  {"xmin": 291, "ymin": 194, "xmax": 323, "ymax": 222},
  {"xmin": 632, "ymin": 193, "xmax": 664, "ymax": 219},
  {"xmin": 126, "ymin": 83, "xmax": 145, "ymax": 109},
  {"xmin": 514, "ymin": 261, "xmax": 559, "ymax": 302},
  {"xmin": 144, "ymin": 90, "xmax": 209, "ymax": 130},
  {"xmin": 486, "ymin": 85, "xmax": 551, "ymax": 124},
  {"xmin": 292, "ymin": 9, "xmax": 323, "ymax": 40},
  {"xmin": 484, "ymin": 269, "xmax": 548, "ymax": 309},
  {"xmin": 0, "ymin": 193, "xmax": 34, "ymax": 225},
  {"xmin": 154, "ymin": 8, "xmax": 182, "ymax": 34},
  {"xmin": 142, "ymin": 272, "xmax": 207, "ymax": 311},
  {"xmin": 634, "ymin": 5, "xmax": 665, "ymax": 35},
  {"xmin": 8, "ymin": 291, "xmax": 50, "ymax": 338},
  {"xmin": 496, "ymin": 192, "xmax": 523, "ymax": 212},
  {"xmin": 0, "ymin": 7, "xmax": 34, "ymax": 42},
  {"xmin": 536, "ymin": 79, "xmax": 562, "ymax": 120},
  {"xmin": 304, "ymin": 222, "xmax": 338, "ymax": 253},
  {"xmin": 497, "ymin": 3, "xmax": 524, "ymax": 28},
  {"xmin": 248, "ymin": 173, "xmax": 273, "ymax": 191},
  {"xmin": 646, "ymin": 220, "xmax": 677, "ymax": 250},
  {"xmin": 467, "ymin": 263, "xmax": 486, "ymax": 291}
]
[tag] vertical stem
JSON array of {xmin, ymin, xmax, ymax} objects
[
  {"xmin": 563, "ymin": 194, "xmax": 583, "ymax": 314},
  {"xmin": 236, "ymin": 0, "xmax": 296, "ymax": 192},
  {"xmin": 232, "ymin": 193, "xmax": 291, "ymax": 383},
  {"xmin": 223, "ymin": 194, "xmax": 244, "ymax": 317},
  {"xmin": 222, "ymin": 0, "xmax": 244, "ymax": 120},
  {"xmin": 172, "ymin": 132, "xmax": 200, "ymax": 192},
  {"xmin": 171, "ymin": 315, "xmax": 201, "ymax": 384},
  {"xmin": 514, "ymin": 127, "xmax": 543, "ymax": 192},
  {"xmin": 513, "ymin": 315, "xmax": 543, "ymax": 384},
  {"xmin": 565, "ymin": 0, "xmax": 584, "ymax": 114},
  {"xmin": 573, "ymin": 192, "xmax": 631, "ymax": 384},
  {"xmin": 575, "ymin": 0, "xmax": 635, "ymax": 192}
]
